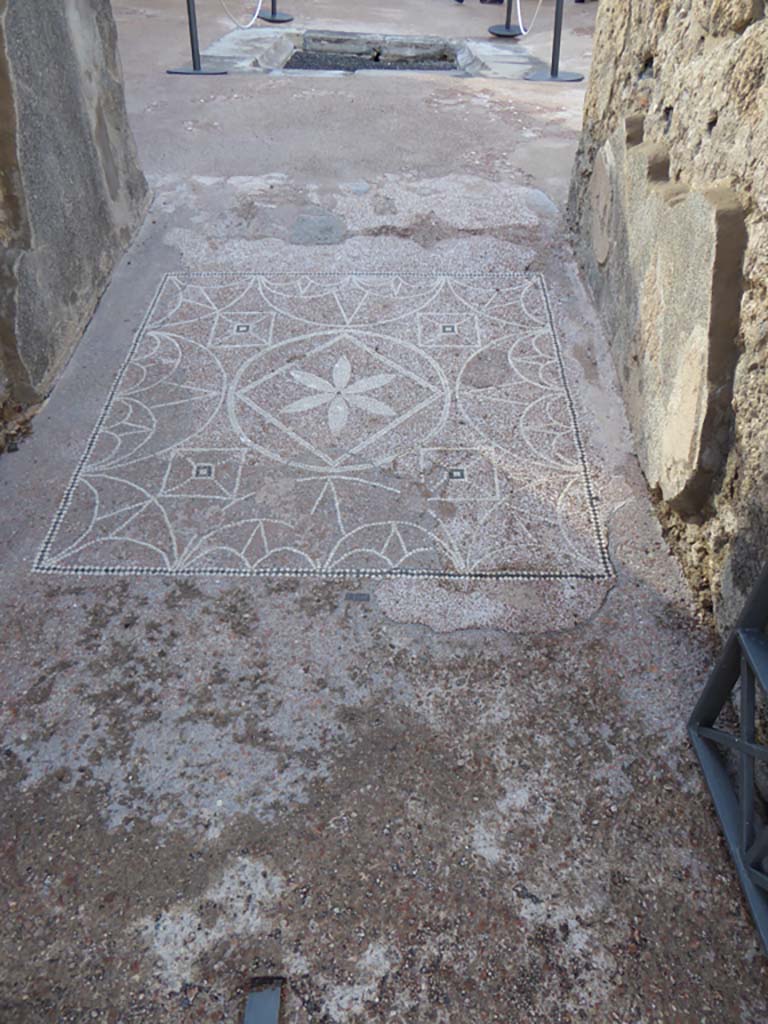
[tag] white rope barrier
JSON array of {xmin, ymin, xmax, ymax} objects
[
  {"xmin": 218, "ymin": 0, "xmax": 264, "ymax": 29},
  {"xmin": 516, "ymin": 0, "xmax": 546, "ymax": 35}
]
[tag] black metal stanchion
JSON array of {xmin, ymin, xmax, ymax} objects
[
  {"xmin": 524, "ymin": 0, "xmax": 583, "ymax": 82},
  {"xmin": 167, "ymin": 0, "xmax": 227, "ymax": 76},
  {"xmin": 489, "ymin": 0, "xmax": 523, "ymax": 38},
  {"xmin": 259, "ymin": 0, "xmax": 294, "ymax": 24}
]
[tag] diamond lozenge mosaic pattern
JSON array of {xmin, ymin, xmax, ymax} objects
[{"xmin": 35, "ymin": 272, "xmax": 611, "ymax": 580}]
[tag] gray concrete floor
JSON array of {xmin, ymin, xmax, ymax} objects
[{"xmin": 3, "ymin": 2, "xmax": 768, "ymax": 1022}]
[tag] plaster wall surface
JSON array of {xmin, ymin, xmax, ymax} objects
[
  {"xmin": 0, "ymin": 0, "xmax": 148, "ymax": 404},
  {"xmin": 569, "ymin": 0, "xmax": 768, "ymax": 630}
]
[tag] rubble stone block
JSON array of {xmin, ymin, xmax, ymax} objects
[{"xmin": 580, "ymin": 117, "xmax": 746, "ymax": 513}]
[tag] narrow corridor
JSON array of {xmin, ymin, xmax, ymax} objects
[{"xmin": 2, "ymin": 2, "xmax": 767, "ymax": 1021}]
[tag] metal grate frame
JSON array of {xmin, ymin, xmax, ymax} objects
[{"xmin": 689, "ymin": 564, "xmax": 768, "ymax": 951}]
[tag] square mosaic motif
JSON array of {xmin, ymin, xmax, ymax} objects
[{"xmin": 35, "ymin": 273, "xmax": 611, "ymax": 580}]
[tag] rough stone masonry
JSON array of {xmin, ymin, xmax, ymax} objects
[
  {"xmin": 569, "ymin": 0, "xmax": 768, "ymax": 633},
  {"xmin": 0, "ymin": 0, "xmax": 147, "ymax": 407}
]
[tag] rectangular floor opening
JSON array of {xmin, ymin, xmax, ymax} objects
[
  {"xmin": 284, "ymin": 50, "xmax": 458, "ymax": 72},
  {"xmin": 284, "ymin": 31, "xmax": 460, "ymax": 73}
]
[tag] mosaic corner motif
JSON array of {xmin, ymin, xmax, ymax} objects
[{"xmin": 34, "ymin": 272, "xmax": 613, "ymax": 582}]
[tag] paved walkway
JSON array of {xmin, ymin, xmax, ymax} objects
[{"xmin": 2, "ymin": 2, "xmax": 768, "ymax": 1022}]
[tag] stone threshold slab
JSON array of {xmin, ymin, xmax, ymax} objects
[{"xmin": 202, "ymin": 27, "xmax": 540, "ymax": 79}]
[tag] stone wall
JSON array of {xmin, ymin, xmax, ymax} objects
[
  {"xmin": 0, "ymin": 0, "xmax": 148, "ymax": 406},
  {"xmin": 569, "ymin": 0, "xmax": 768, "ymax": 632}
]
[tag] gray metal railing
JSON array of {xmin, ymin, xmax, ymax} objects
[{"xmin": 689, "ymin": 564, "xmax": 768, "ymax": 951}]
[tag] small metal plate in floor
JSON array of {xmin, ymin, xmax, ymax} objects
[
  {"xmin": 243, "ymin": 981, "xmax": 281, "ymax": 1024},
  {"xmin": 35, "ymin": 272, "xmax": 611, "ymax": 582},
  {"xmin": 284, "ymin": 51, "xmax": 457, "ymax": 72}
]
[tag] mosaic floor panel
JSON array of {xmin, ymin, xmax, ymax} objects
[{"xmin": 35, "ymin": 273, "xmax": 611, "ymax": 580}]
